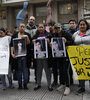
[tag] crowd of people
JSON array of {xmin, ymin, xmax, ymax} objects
[{"xmin": 0, "ymin": 16, "xmax": 90, "ymax": 96}]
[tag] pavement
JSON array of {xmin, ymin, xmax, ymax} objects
[{"xmin": 0, "ymin": 69, "xmax": 90, "ymax": 100}]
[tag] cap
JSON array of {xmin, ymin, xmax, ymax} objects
[
  {"xmin": 54, "ymin": 23, "xmax": 62, "ymax": 28},
  {"xmin": 0, "ymin": 27, "xmax": 5, "ymax": 32}
]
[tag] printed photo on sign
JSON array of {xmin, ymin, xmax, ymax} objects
[
  {"xmin": 13, "ymin": 38, "xmax": 26, "ymax": 57},
  {"xmin": 51, "ymin": 38, "xmax": 66, "ymax": 57},
  {"xmin": 34, "ymin": 39, "xmax": 48, "ymax": 59}
]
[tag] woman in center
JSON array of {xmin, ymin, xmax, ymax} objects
[{"xmin": 32, "ymin": 23, "xmax": 53, "ymax": 91}]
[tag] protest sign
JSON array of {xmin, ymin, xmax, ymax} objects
[
  {"xmin": 34, "ymin": 39, "xmax": 48, "ymax": 59},
  {"xmin": 0, "ymin": 36, "xmax": 9, "ymax": 74},
  {"xmin": 13, "ymin": 38, "xmax": 26, "ymax": 57},
  {"xmin": 67, "ymin": 45, "xmax": 90, "ymax": 80},
  {"xmin": 51, "ymin": 37, "xmax": 66, "ymax": 57}
]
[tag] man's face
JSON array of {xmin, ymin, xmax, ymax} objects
[
  {"xmin": 19, "ymin": 24, "xmax": 25, "ymax": 33},
  {"xmin": 49, "ymin": 25, "xmax": 54, "ymax": 32},
  {"xmin": 0, "ymin": 30, "xmax": 5, "ymax": 37},
  {"xmin": 28, "ymin": 16, "xmax": 35, "ymax": 26},
  {"xmin": 69, "ymin": 21, "xmax": 76, "ymax": 30}
]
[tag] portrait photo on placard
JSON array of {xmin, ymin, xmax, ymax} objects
[
  {"xmin": 51, "ymin": 38, "xmax": 66, "ymax": 57},
  {"xmin": 34, "ymin": 39, "xmax": 48, "ymax": 59},
  {"xmin": 13, "ymin": 38, "xmax": 26, "ymax": 57}
]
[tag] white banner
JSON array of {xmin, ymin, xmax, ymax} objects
[{"xmin": 0, "ymin": 36, "xmax": 9, "ymax": 74}]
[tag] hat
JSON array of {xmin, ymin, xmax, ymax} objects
[
  {"xmin": 54, "ymin": 23, "xmax": 62, "ymax": 28},
  {"xmin": 0, "ymin": 27, "xmax": 5, "ymax": 32}
]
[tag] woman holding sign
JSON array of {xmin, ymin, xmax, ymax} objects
[
  {"xmin": 32, "ymin": 23, "xmax": 53, "ymax": 91},
  {"xmin": 73, "ymin": 19, "xmax": 90, "ymax": 93},
  {"xmin": 0, "ymin": 28, "xmax": 14, "ymax": 90},
  {"xmin": 11, "ymin": 23, "xmax": 31, "ymax": 90}
]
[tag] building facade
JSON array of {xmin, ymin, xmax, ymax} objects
[{"xmin": 0, "ymin": 0, "xmax": 90, "ymax": 31}]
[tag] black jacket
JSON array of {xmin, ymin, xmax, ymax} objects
[{"xmin": 54, "ymin": 30, "xmax": 74, "ymax": 46}]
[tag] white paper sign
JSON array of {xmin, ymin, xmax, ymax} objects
[{"xmin": 0, "ymin": 36, "xmax": 9, "ymax": 74}]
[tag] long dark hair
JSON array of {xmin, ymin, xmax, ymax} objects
[{"xmin": 77, "ymin": 19, "xmax": 90, "ymax": 30}]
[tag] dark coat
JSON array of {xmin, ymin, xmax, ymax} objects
[
  {"xmin": 53, "ymin": 30, "xmax": 74, "ymax": 62},
  {"xmin": 47, "ymin": 30, "xmax": 74, "ymax": 64},
  {"xmin": 55, "ymin": 30, "xmax": 74, "ymax": 46}
]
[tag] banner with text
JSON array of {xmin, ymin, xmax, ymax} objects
[
  {"xmin": 0, "ymin": 37, "xmax": 9, "ymax": 74},
  {"xmin": 67, "ymin": 45, "xmax": 90, "ymax": 80}
]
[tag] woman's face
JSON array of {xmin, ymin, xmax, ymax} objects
[
  {"xmin": 35, "ymin": 42, "xmax": 41, "ymax": 51},
  {"xmin": 38, "ymin": 24, "xmax": 45, "ymax": 34},
  {"xmin": 19, "ymin": 24, "xmax": 25, "ymax": 33},
  {"xmin": 79, "ymin": 21, "xmax": 87, "ymax": 32}
]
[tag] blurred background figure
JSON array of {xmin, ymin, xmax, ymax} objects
[
  {"xmin": 6, "ymin": 29, "xmax": 12, "ymax": 36},
  {"xmin": 13, "ymin": 27, "xmax": 19, "ymax": 34},
  {"xmin": 46, "ymin": 0, "xmax": 53, "ymax": 24}
]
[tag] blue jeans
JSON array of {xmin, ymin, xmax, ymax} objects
[
  {"xmin": 0, "ymin": 65, "xmax": 13, "ymax": 88},
  {"xmin": 17, "ymin": 57, "xmax": 28, "ymax": 86},
  {"xmin": 0, "ymin": 75, "xmax": 13, "ymax": 88}
]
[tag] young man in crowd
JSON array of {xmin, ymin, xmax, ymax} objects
[{"xmin": 66, "ymin": 19, "xmax": 78, "ymax": 85}]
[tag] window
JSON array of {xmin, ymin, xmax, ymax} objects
[
  {"xmin": 0, "ymin": 10, "xmax": 6, "ymax": 19},
  {"xmin": 36, "ymin": 7, "xmax": 47, "ymax": 17},
  {"xmin": 85, "ymin": 0, "xmax": 90, "ymax": 10},
  {"xmin": 59, "ymin": 3, "xmax": 78, "ymax": 14},
  {"xmin": 3, "ymin": 0, "xmax": 28, "ymax": 2}
]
